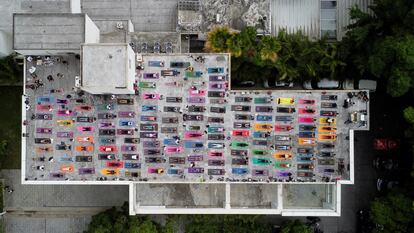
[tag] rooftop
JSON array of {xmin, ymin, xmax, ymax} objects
[
  {"xmin": 13, "ymin": 13, "xmax": 86, "ymax": 51},
  {"xmin": 23, "ymin": 53, "xmax": 368, "ymax": 184},
  {"xmin": 81, "ymin": 43, "xmax": 135, "ymax": 94}
]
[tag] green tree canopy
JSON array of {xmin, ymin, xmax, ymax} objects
[
  {"xmin": 403, "ymin": 106, "xmax": 414, "ymax": 125},
  {"xmin": 280, "ymin": 219, "xmax": 312, "ymax": 233},
  {"xmin": 339, "ymin": 0, "xmax": 414, "ymax": 96},
  {"xmin": 370, "ymin": 192, "xmax": 414, "ymax": 233}
]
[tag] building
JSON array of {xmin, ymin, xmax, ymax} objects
[
  {"xmin": 81, "ymin": 43, "xmax": 136, "ymax": 94},
  {"xmin": 270, "ymin": 0, "xmax": 374, "ymax": 40},
  {"xmin": 15, "ymin": 0, "xmax": 372, "ymax": 217}
]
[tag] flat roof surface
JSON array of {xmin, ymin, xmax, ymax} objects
[
  {"xmin": 81, "ymin": 44, "xmax": 129, "ymax": 90},
  {"xmin": 23, "ymin": 54, "xmax": 368, "ymax": 183},
  {"xmin": 13, "ymin": 13, "xmax": 85, "ymax": 50}
]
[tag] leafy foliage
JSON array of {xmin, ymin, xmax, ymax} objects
[
  {"xmin": 339, "ymin": 0, "xmax": 414, "ymax": 96},
  {"xmin": 370, "ymin": 192, "xmax": 414, "ymax": 233},
  {"xmin": 403, "ymin": 107, "xmax": 414, "ymax": 125},
  {"xmin": 84, "ymin": 204, "xmax": 163, "ymax": 233},
  {"xmin": 184, "ymin": 215, "xmax": 272, "ymax": 233},
  {"xmin": 0, "ymin": 53, "xmax": 22, "ymax": 84},
  {"xmin": 205, "ymin": 26, "xmax": 344, "ymax": 85},
  {"xmin": 280, "ymin": 220, "xmax": 312, "ymax": 233}
]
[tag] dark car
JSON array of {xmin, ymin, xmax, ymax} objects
[
  {"xmin": 143, "ymin": 141, "xmax": 160, "ymax": 148},
  {"xmin": 321, "ymin": 95, "xmax": 337, "ymax": 100},
  {"xmin": 117, "ymin": 98, "xmax": 134, "ymax": 105},
  {"xmin": 208, "ymin": 91, "xmax": 225, "ymax": 97},
  {"xmin": 122, "ymin": 154, "xmax": 139, "ymax": 160},
  {"xmin": 208, "ymin": 134, "xmax": 225, "ymax": 140},
  {"xmin": 99, "ymin": 129, "xmax": 116, "ymax": 136},
  {"xmin": 98, "ymin": 154, "xmax": 116, "ymax": 160},
  {"xmin": 297, "ymin": 163, "xmax": 314, "ymax": 170},
  {"xmin": 140, "ymin": 132, "xmax": 158, "ymax": 138},
  {"xmin": 79, "ymin": 168, "xmax": 95, "ymax": 175},
  {"xmin": 144, "ymin": 149, "xmax": 161, "ymax": 155},
  {"xmin": 183, "ymin": 114, "xmax": 204, "ymax": 121},
  {"xmin": 117, "ymin": 129, "xmax": 134, "ymax": 135},
  {"xmin": 299, "ymin": 125, "xmax": 316, "ymax": 131},
  {"xmin": 297, "ymin": 148, "xmax": 313, "ymax": 154},
  {"xmin": 124, "ymin": 138, "xmax": 139, "ymax": 143},
  {"xmin": 145, "ymin": 157, "xmax": 166, "ymax": 163},
  {"xmin": 76, "ymin": 117, "xmax": 94, "ymax": 123},
  {"xmin": 232, "ymin": 158, "xmax": 248, "ymax": 165},
  {"xmin": 253, "ymin": 140, "xmax": 268, "ymax": 146},
  {"xmin": 34, "ymin": 138, "xmax": 52, "ymax": 144},
  {"xmin": 207, "ymin": 117, "xmax": 224, "ymax": 123},
  {"xmin": 373, "ymin": 157, "xmax": 399, "ymax": 170},
  {"xmin": 210, "ymin": 107, "xmax": 226, "ymax": 113},
  {"xmin": 169, "ymin": 157, "xmax": 185, "ymax": 164},
  {"xmin": 97, "ymin": 113, "xmax": 117, "ymax": 119},
  {"xmin": 319, "ymin": 152, "xmax": 335, "ymax": 157},
  {"xmin": 75, "ymin": 156, "xmax": 92, "ymax": 162},
  {"xmin": 256, "ymin": 106, "xmax": 274, "ymax": 113},
  {"xmin": 100, "ymin": 138, "xmax": 115, "ymax": 144},
  {"xmin": 140, "ymin": 124, "xmax": 158, "ymax": 131},
  {"xmin": 36, "ymin": 114, "xmax": 53, "ymax": 120},
  {"xmin": 166, "ymin": 97, "xmax": 183, "ymax": 103},
  {"xmin": 188, "ymin": 106, "xmax": 205, "ymax": 112},
  {"xmin": 233, "ymin": 122, "xmax": 251, "ymax": 129},
  {"xmin": 161, "ymin": 127, "xmax": 177, "ymax": 133},
  {"xmin": 208, "ymin": 160, "xmax": 225, "ymax": 166},
  {"xmin": 170, "ymin": 62, "xmax": 190, "ymax": 68},
  {"xmin": 208, "ymin": 169, "xmax": 225, "ymax": 175},
  {"xmin": 235, "ymin": 114, "xmax": 254, "ymax": 120},
  {"xmin": 235, "ymin": 96, "xmax": 252, "ymax": 102},
  {"xmin": 321, "ymin": 102, "xmax": 337, "ymax": 108},
  {"xmin": 164, "ymin": 106, "xmax": 180, "ymax": 113},
  {"xmin": 162, "ymin": 117, "xmax": 178, "ymax": 124},
  {"xmin": 231, "ymin": 150, "xmax": 248, "ymax": 156},
  {"xmin": 55, "ymin": 143, "xmax": 71, "ymax": 151},
  {"xmin": 320, "ymin": 110, "xmax": 338, "ymax": 116},
  {"xmin": 299, "ymin": 131, "xmax": 315, "ymax": 138},
  {"xmin": 231, "ymin": 105, "xmax": 251, "ymax": 112},
  {"xmin": 276, "ymin": 107, "xmax": 295, "ymax": 113}
]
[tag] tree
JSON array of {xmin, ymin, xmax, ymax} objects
[
  {"xmin": 84, "ymin": 204, "xmax": 163, "ymax": 233},
  {"xmin": 0, "ymin": 53, "xmax": 22, "ymax": 83},
  {"xmin": 403, "ymin": 107, "xmax": 414, "ymax": 125},
  {"xmin": 339, "ymin": 0, "xmax": 414, "ymax": 96},
  {"xmin": 370, "ymin": 192, "xmax": 414, "ymax": 233},
  {"xmin": 205, "ymin": 26, "xmax": 232, "ymax": 53},
  {"xmin": 280, "ymin": 220, "xmax": 312, "ymax": 233}
]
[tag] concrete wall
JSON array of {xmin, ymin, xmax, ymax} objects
[
  {"xmin": 70, "ymin": 0, "xmax": 82, "ymax": 13},
  {"xmin": 271, "ymin": 0, "xmax": 320, "ymax": 39},
  {"xmin": 126, "ymin": 44, "xmax": 135, "ymax": 93},
  {"xmin": 85, "ymin": 15, "xmax": 100, "ymax": 43},
  {"xmin": 0, "ymin": 30, "xmax": 13, "ymax": 57}
]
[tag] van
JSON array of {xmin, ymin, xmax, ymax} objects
[
  {"xmin": 343, "ymin": 79, "xmax": 377, "ymax": 92},
  {"xmin": 303, "ymin": 79, "xmax": 341, "ymax": 89}
]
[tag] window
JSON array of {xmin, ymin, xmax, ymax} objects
[{"xmin": 320, "ymin": 0, "xmax": 337, "ymax": 40}]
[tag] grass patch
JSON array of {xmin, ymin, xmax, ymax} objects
[{"xmin": 0, "ymin": 86, "xmax": 22, "ymax": 169}]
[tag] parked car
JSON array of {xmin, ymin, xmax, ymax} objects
[
  {"xmin": 117, "ymin": 129, "xmax": 134, "ymax": 135},
  {"xmin": 235, "ymin": 96, "xmax": 252, "ymax": 102},
  {"xmin": 210, "ymin": 106, "xmax": 226, "ymax": 113},
  {"xmin": 117, "ymin": 98, "xmax": 134, "ymax": 105},
  {"xmin": 343, "ymin": 79, "xmax": 377, "ymax": 92},
  {"xmin": 235, "ymin": 114, "xmax": 254, "ymax": 120},
  {"xmin": 99, "ymin": 129, "xmax": 116, "ymax": 136},
  {"xmin": 166, "ymin": 97, "xmax": 183, "ymax": 103},
  {"xmin": 183, "ymin": 114, "xmax": 203, "ymax": 121},
  {"xmin": 75, "ymin": 156, "xmax": 92, "ymax": 162},
  {"xmin": 188, "ymin": 106, "xmax": 205, "ymax": 112},
  {"xmin": 232, "ymin": 168, "xmax": 248, "ymax": 174},
  {"xmin": 162, "ymin": 117, "xmax": 179, "ymax": 124},
  {"xmin": 256, "ymin": 106, "xmax": 273, "ymax": 113},
  {"xmin": 98, "ymin": 154, "xmax": 116, "ymax": 160},
  {"xmin": 232, "ymin": 158, "xmax": 248, "ymax": 165},
  {"xmin": 231, "ymin": 150, "xmax": 248, "ymax": 156},
  {"xmin": 123, "ymin": 154, "xmax": 139, "ymax": 160},
  {"xmin": 303, "ymin": 79, "xmax": 341, "ymax": 89},
  {"xmin": 140, "ymin": 132, "xmax": 158, "ymax": 138},
  {"xmin": 208, "ymin": 91, "xmax": 225, "ymax": 97},
  {"xmin": 231, "ymin": 105, "xmax": 251, "ymax": 111},
  {"xmin": 169, "ymin": 157, "xmax": 185, "ymax": 164},
  {"xmin": 208, "ymin": 134, "xmax": 225, "ymax": 140},
  {"xmin": 373, "ymin": 138, "xmax": 400, "ymax": 151},
  {"xmin": 208, "ymin": 160, "xmax": 225, "ymax": 166},
  {"xmin": 208, "ymin": 169, "xmax": 225, "ymax": 175},
  {"xmin": 207, "ymin": 117, "xmax": 224, "ymax": 123}
]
